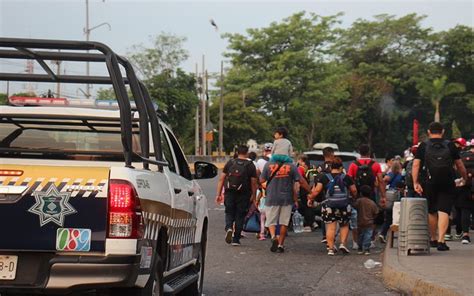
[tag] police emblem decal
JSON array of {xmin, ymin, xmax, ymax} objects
[{"xmin": 28, "ymin": 185, "xmax": 77, "ymax": 227}]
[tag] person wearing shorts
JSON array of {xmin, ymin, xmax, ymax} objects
[
  {"xmin": 260, "ymin": 160, "xmax": 310, "ymax": 253},
  {"xmin": 308, "ymin": 157, "xmax": 358, "ymax": 255}
]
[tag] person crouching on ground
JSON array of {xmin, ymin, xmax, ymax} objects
[
  {"xmin": 353, "ymin": 185, "xmax": 380, "ymax": 255},
  {"xmin": 307, "ymin": 157, "xmax": 358, "ymax": 256},
  {"xmin": 260, "ymin": 155, "xmax": 311, "ymax": 253}
]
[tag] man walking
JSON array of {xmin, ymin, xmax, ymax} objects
[
  {"xmin": 261, "ymin": 157, "xmax": 311, "ymax": 253},
  {"xmin": 412, "ymin": 122, "xmax": 468, "ymax": 251},
  {"xmin": 216, "ymin": 145, "xmax": 258, "ymax": 246}
]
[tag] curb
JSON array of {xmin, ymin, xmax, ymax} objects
[{"xmin": 382, "ymin": 245, "xmax": 462, "ymax": 296}]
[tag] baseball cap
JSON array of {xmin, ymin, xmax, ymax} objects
[
  {"xmin": 454, "ymin": 137, "xmax": 467, "ymax": 147},
  {"xmin": 263, "ymin": 143, "xmax": 273, "ymax": 151}
]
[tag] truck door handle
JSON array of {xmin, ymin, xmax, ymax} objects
[
  {"xmin": 174, "ymin": 188, "xmax": 182, "ymax": 194},
  {"xmin": 188, "ymin": 191, "xmax": 195, "ymax": 197}
]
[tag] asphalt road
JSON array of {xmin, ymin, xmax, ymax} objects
[{"xmin": 198, "ymin": 176, "xmax": 400, "ymax": 296}]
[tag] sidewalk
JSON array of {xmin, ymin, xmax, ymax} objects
[{"xmin": 383, "ymin": 237, "xmax": 474, "ymax": 296}]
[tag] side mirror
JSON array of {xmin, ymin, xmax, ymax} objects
[{"xmin": 194, "ymin": 161, "xmax": 218, "ymax": 179}]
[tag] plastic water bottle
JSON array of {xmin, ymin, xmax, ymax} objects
[{"xmin": 292, "ymin": 211, "xmax": 304, "ymax": 233}]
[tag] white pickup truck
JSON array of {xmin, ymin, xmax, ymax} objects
[{"xmin": 0, "ymin": 38, "xmax": 217, "ymax": 296}]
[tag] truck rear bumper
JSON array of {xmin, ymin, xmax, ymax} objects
[{"xmin": 0, "ymin": 252, "xmax": 143, "ymax": 293}]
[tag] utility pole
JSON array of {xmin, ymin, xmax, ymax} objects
[
  {"xmin": 201, "ymin": 55, "xmax": 207, "ymax": 156},
  {"xmin": 206, "ymin": 70, "xmax": 211, "ymax": 155},
  {"xmin": 53, "ymin": 49, "xmax": 61, "ymax": 97},
  {"xmin": 195, "ymin": 63, "xmax": 200, "ymax": 155},
  {"xmin": 219, "ymin": 60, "xmax": 224, "ymax": 155},
  {"xmin": 84, "ymin": 0, "xmax": 110, "ymax": 99}
]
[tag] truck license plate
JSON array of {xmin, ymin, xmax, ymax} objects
[{"xmin": 0, "ymin": 255, "xmax": 18, "ymax": 280}]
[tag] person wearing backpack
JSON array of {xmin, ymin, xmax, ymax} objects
[
  {"xmin": 379, "ymin": 161, "xmax": 403, "ymax": 243},
  {"xmin": 307, "ymin": 157, "xmax": 358, "ymax": 256},
  {"xmin": 412, "ymin": 122, "xmax": 468, "ymax": 251},
  {"xmin": 216, "ymin": 145, "xmax": 258, "ymax": 246},
  {"xmin": 348, "ymin": 144, "xmax": 387, "ymax": 249}
]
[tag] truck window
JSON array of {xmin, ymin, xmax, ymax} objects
[
  {"xmin": 0, "ymin": 117, "xmax": 141, "ymax": 161},
  {"xmin": 166, "ymin": 129, "xmax": 192, "ymax": 180},
  {"xmin": 159, "ymin": 127, "xmax": 177, "ymax": 173}
]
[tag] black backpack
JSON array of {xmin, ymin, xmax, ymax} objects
[
  {"xmin": 225, "ymin": 159, "xmax": 251, "ymax": 192},
  {"xmin": 355, "ymin": 160, "xmax": 376, "ymax": 189},
  {"xmin": 424, "ymin": 140, "xmax": 454, "ymax": 185}
]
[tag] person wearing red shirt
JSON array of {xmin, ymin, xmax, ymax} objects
[{"xmin": 347, "ymin": 144, "xmax": 387, "ymax": 203}]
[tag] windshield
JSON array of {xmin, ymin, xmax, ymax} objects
[{"xmin": 0, "ymin": 116, "xmax": 141, "ymax": 161}]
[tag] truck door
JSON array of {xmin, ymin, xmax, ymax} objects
[{"xmin": 159, "ymin": 126, "xmax": 196, "ymax": 270}]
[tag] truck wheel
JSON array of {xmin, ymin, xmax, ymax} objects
[{"xmin": 111, "ymin": 255, "xmax": 164, "ymax": 296}]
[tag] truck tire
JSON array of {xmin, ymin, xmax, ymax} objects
[{"xmin": 111, "ymin": 255, "xmax": 164, "ymax": 296}]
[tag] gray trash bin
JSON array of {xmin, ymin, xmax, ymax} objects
[{"xmin": 398, "ymin": 197, "xmax": 430, "ymax": 256}]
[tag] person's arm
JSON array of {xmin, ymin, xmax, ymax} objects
[
  {"xmin": 307, "ymin": 183, "xmax": 323, "ymax": 207},
  {"xmin": 412, "ymin": 159, "xmax": 423, "ymax": 194},
  {"xmin": 383, "ymin": 174, "xmax": 391, "ymax": 185},
  {"xmin": 454, "ymin": 159, "xmax": 468, "ymax": 184},
  {"xmin": 250, "ymin": 177, "xmax": 258, "ymax": 204},
  {"xmin": 298, "ymin": 175, "xmax": 311, "ymax": 192},
  {"xmin": 349, "ymin": 184, "xmax": 357, "ymax": 199},
  {"xmin": 215, "ymin": 172, "xmax": 227, "ymax": 204}
]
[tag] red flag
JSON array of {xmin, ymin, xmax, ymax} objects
[{"xmin": 413, "ymin": 119, "xmax": 419, "ymax": 145}]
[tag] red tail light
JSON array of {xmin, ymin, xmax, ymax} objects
[{"xmin": 107, "ymin": 179, "xmax": 144, "ymax": 239}]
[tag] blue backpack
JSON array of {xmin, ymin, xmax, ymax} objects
[{"xmin": 325, "ymin": 173, "xmax": 350, "ymax": 208}]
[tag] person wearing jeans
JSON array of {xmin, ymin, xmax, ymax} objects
[{"xmin": 353, "ymin": 185, "xmax": 380, "ymax": 255}]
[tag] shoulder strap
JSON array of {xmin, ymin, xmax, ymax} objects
[
  {"xmin": 325, "ymin": 173, "xmax": 334, "ymax": 182},
  {"xmin": 355, "ymin": 160, "xmax": 362, "ymax": 167},
  {"xmin": 368, "ymin": 160, "xmax": 375, "ymax": 168}
]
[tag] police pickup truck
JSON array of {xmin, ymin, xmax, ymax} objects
[{"xmin": 0, "ymin": 38, "xmax": 217, "ymax": 296}]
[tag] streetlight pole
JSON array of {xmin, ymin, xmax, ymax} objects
[
  {"xmin": 201, "ymin": 55, "xmax": 207, "ymax": 156},
  {"xmin": 84, "ymin": 0, "xmax": 110, "ymax": 99},
  {"xmin": 195, "ymin": 63, "xmax": 200, "ymax": 155},
  {"xmin": 219, "ymin": 61, "xmax": 224, "ymax": 155}
]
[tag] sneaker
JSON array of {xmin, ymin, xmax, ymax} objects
[
  {"xmin": 312, "ymin": 222, "xmax": 319, "ymax": 229},
  {"xmin": 231, "ymin": 237, "xmax": 241, "ymax": 246},
  {"xmin": 461, "ymin": 235, "xmax": 471, "ymax": 244},
  {"xmin": 378, "ymin": 234, "xmax": 386, "ymax": 244},
  {"xmin": 357, "ymin": 248, "xmax": 364, "ymax": 255},
  {"xmin": 303, "ymin": 226, "xmax": 312, "ymax": 233},
  {"xmin": 444, "ymin": 234, "xmax": 453, "ymax": 241},
  {"xmin": 321, "ymin": 237, "xmax": 327, "ymax": 244},
  {"xmin": 270, "ymin": 237, "xmax": 278, "ymax": 252},
  {"xmin": 352, "ymin": 242, "xmax": 359, "ymax": 250},
  {"xmin": 258, "ymin": 234, "xmax": 266, "ymax": 241},
  {"xmin": 327, "ymin": 249, "xmax": 335, "ymax": 256},
  {"xmin": 364, "ymin": 250, "xmax": 371, "ymax": 255},
  {"xmin": 437, "ymin": 242, "xmax": 450, "ymax": 251},
  {"xmin": 430, "ymin": 240, "xmax": 438, "ymax": 248},
  {"xmin": 339, "ymin": 244, "xmax": 350, "ymax": 254},
  {"xmin": 370, "ymin": 241, "xmax": 376, "ymax": 249},
  {"xmin": 455, "ymin": 233, "xmax": 463, "ymax": 240},
  {"xmin": 277, "ymin": 245, "xmax": 285, "ymax": 253},
  {"xmin": 225, "ymin": 229, "xmax": 233, "ymax": 244}
]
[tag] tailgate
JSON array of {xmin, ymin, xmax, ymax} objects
[{"xmin": 0, "ymin": 164, "xmax": 109, "ymax": 252}]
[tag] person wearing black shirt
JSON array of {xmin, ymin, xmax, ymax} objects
[{"xmin": 412, "ymin": 122, "xmax": 468, "ymax": 251}]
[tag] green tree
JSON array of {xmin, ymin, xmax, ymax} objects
[
  {"xmin": 146, "ymin": 69, "xmax": 199, "ymax": 153},
  {"xmin": 416, "ymin": 76, "xmax": 465, "ymax": 122},
  {"xmin": 451, "ymin": 121, "xmax": 462, "ymax": 138},
  {"xmin": 0, "ymin": 93, "xmax": 7, "ymax": 105},
  {"xmin": 96, "ymin": 88, "xmax": 116, "ymax": 100},
  {"xmin": 128, "ymin": 33, "xmax": 189, "ymax": 79}
]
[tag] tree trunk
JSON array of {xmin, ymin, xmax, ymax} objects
[{"xmin": 434, "ymin": 100, "xmax": 440, "ymax": 122}]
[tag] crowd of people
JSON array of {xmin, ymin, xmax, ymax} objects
[{"xmin": 215, "ymin": 122, "xmax": 474, "ymax": 256}]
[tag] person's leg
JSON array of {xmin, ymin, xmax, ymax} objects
[
  {"xmin": 233, "ymin": 195, "xmax": 250, "ymax": 241},
  {"xmin": 339, "ymin": 224, "xmax": 350, "ymax": 246},
  {"xmin": 259, "ymin": 210, "xmax": 266, "ymax": 238},
  {"xmin": 224, "ymin": 192, "xmax": 236, "ymax": 231},
  {"xmin": 429, "ymin": 213, "xmax": 438, "ymax": 241},
  {"xmin": 438, "ymin": 211, "xmax": 450, "ymax": 243},
  {"xmin": 454, "ymin": 207, "xmax": 463, "ymax": 235},
  {"xmin": 461, "ymin": 208, "xmax": 471, "ymax": 236},
  {"xmin": 350, "ymin": 208, "xmax": 358, "ymax": 247},
  {"xmin": 437, "ymin": 190, "xmax": 456, "ymax": 244},
  {"xmin": 277, "ymin": 205, "xmax": 292, "ymax": 247},
  {"xmin": 364, "ymin": 228, "xmax": 374, "ymax": 251},
  {"xmin": 326, "ymin": 222, "xmax": 337, "ymax": 250},
  {"xmin": 381, "ymin": 209, "xmax": 393, "ymax": 237}
]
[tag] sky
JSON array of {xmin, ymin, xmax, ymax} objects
[{"xmin": 0, "ymin": 0, "xmax": 472, "ymax": 97}]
